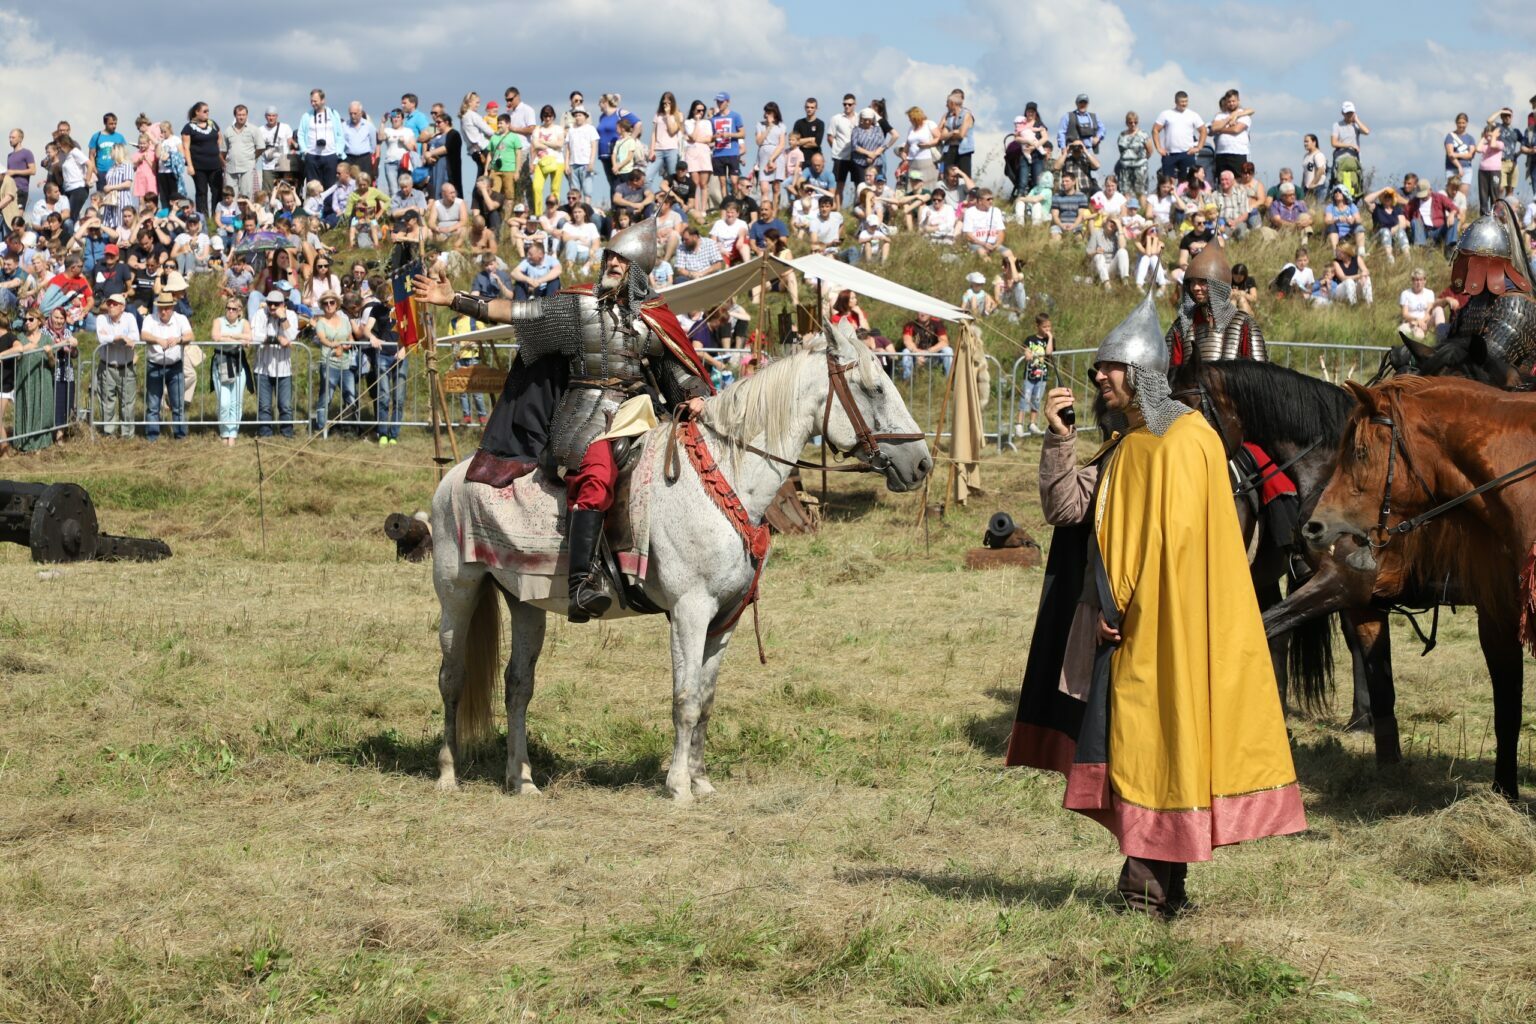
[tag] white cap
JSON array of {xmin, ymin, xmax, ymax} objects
[
  {"xmin": 966, "ymin": 271, "xmax": 986, "ymax": 285},
  {"xmin": 859, "ymin": 107, "xmax": 877, "ymax": 120},
  {"xmin": 1341, "ymin": 101, "xmax": 1355, "ymax": 114}
]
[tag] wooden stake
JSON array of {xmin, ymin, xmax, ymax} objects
[
  {"xmin": 253, "ymin": 436, "xmax": 268, "ymax": 555},
  {"xmin": 420, "ymin": 297, "xmax": 458, "ymax": 480}
]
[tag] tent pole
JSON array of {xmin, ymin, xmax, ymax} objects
[
  {"xmin": 917, "ymin": 326, "xmax": 960, "ymax": 527},
  {"xmin": 816, "ymin": 274, "xmax": 827, "ymax": 507}
]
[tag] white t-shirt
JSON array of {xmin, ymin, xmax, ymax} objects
[
  {"xmin": 1154, "ymin": 108, "xmax": 1206, "ymax": 153},
  {"xmin": 1089, "ymin": 191, "xmax": 1129, "ymax": 219},
  {"xmin": 562, "ymin": 220, "xmax": 600, "ymax": 255},
  {"xmin": 961, "ymin": 205, "xmax": 1006, "ymax": 245},
  {"xmin": 1302, "ymin": 151, "xmax": 1327, "ymax": 189},
  {"xmin": 1290, "ymin": 265, "xmax": 1317, "ymax": 293},
  {"xmin": 1214, "ymin": 113, "xmax": 1251, "ymax": 155},
  {"xmin": 827, "ymin": 113, "xmax": 856, "ymax": 160},
  {"xmin": 790, "ymin": 196, "xmax": 816, "ymax": 227},
  {"xmin": 507, "ymin": 102, "xmax": 538, "ymax": 133},
  {"xmin": 905, "ymin": 121, "xmax": 938, "ymax": 163},
  {"xmin": 810, "ymin": 211, "xmax": 844, "ymax": 246},
  {"xmin": 709, "ymin": 218, "xmax": 748, "ymax": 250},
  {"xmin": 257, "ymin": 122, "xmax": 294, "ymax": 171},
  {"xmin": 1143, "ymin": 192, "xmax": 1173, "ymax": 225},
  {"xmin": 140, "ymin": 312, "xmax": 191, "ymax": 365},
  {"xmin": 250, "ymin": 308, "xmax": 297, "ymax": 377},
  {"xmin": 1399, "ymin": 287, "xmax": 1434, "ymax": 317},
  {"xmin": 919, "ymin": 203, "xmax": 957, "ymax": 240},
  {"xmin": 379, "ymin": 126, "xmax": 415, "ymax": 167},
  {"xmin": 61, "ymin": 149, "xmax": 88, "ymax": 191},
  {"xmin": 566, "ymin": 123, "xmax": 599, "ymax": 166}
]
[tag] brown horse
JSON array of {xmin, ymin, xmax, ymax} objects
[{"xmin": 1279, "ymin": 376, "xmax": 1535, "ymax": 798}]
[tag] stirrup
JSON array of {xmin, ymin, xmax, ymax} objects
[{"xmin": 567, "ymin": 569, "xmax": 613, "ymax": 623}]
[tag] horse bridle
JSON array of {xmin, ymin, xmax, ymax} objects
[
  {"xmin": 668, "ymin": 344, "xmax": 926, "ymax": 481},
  {"xmin": 1172, "ymin": 379, "xmax": 1323, "ymax": 503},
  {"xmin": 820, "ymin": 345, "xmax": 926, "ymax": 474},
  {"xmin": 1364, "ymin": 409, "xmax": 1536, "ymax": 547}
]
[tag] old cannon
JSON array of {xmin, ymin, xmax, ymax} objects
[{"xmin": 0, "ymin": 481, "xmax": 171, "ymax": 563}]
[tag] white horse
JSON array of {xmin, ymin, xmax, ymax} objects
[{"xmin": 430, "ymin": 321, "xmax": 932, "ymax": 803}]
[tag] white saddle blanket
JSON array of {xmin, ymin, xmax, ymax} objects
[{"xmin": 453, "ymin": 432, "xmax": 658, "ymax": 585}]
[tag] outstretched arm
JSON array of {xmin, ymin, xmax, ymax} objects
[{"xmin": 412, "ymin": 271, "xmax": 543, "ymax": 325}]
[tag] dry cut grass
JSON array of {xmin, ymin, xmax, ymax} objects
[{"xmin": 0, "ymin": 434, "xmax": 1533, "ymax": 1022}]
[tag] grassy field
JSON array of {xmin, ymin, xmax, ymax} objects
[{"xmin": 2, "ymin": 429, "xmax": 1535, "ymax": 1023}]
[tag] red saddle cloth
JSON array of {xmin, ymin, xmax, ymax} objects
[{"xmin": 1242, "ymin": 442, "xmax": 1297, "ymax": 505}]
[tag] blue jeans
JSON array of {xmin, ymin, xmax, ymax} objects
[
  {"xmin": 257, "ymin": 374, "xmax": 294, "ymax": 438},
  {"xmin": 376, "ymin": 350, "xmax": 407, "ymax": 440},
  {"xmin": 145, "ymin": 361, "xmax": 185, "ymax": 440},
  {"xmin": 456, "ymin": 359, "xmax": 487, "ymax": 419},
  {"xmin": 314, "ymin": 364, "xmax": 357, "ymax": 432},
  {"xmin": 1160, "ymin": 152, "xmax": 1196, "ymax": 180},
  {"xmin": 649, "ymin": 150, "xmax": 679, "ymax": 189},
  {"xmin": 514, "ymin": 279, "xmax": 561, "ymax": 300},
  {"xmin": 569, "ymin": 164, "xmax": 597, "ymax": 200}
]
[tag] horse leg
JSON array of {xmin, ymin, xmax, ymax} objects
[
  {"xmin": 1346, "ymin": 609, "xmax": 1400, "ymax": 764},
  {"xmin": 1477, "ymin": 609, "xmax": 1525, "ymax": 801},
  {"xmin": 687, "ymin": 629, "xmax": 734, "ymax": 798},
  {"xmin": 1256, "ymin": 577, "xmax": 1290, "ymax": 711},
  {"xmin": 665, "ymin": 597, "xmax": 714, "ymax": 805},
  {"xmin": 504, "ymin": 600, "xmax": 547, "ymax": 796},
  {"xmin": 1341, "ymin": 612, "xmax": 1373, "ymax": 732},
  {"xmin": 435, "ymin": 565, "xmax": 491, "ymax": 793}
]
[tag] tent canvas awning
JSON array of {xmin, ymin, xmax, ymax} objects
[{"xmin": 429, "ymin": 249, "xmax": 969, "ymax": 347}]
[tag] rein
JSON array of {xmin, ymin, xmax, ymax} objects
[
  {"xmin": 1172, "ymin": 380, "xmax": 1321, "ymax": 500},
  {"xmin": 1368, "ymin": 412, "xmax": 1536, "ymax": 545}
]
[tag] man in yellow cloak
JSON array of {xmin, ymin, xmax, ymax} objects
[{"xmin": 1005, "ymin": 292, "xmax": 1306, "ymax": 918}]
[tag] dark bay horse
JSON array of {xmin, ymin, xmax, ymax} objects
[
  {"xmin": 1273, "ymin": 376, "xmax": 1534, "ymax": 798},
  {"xmin": 1171, "ymin": 359, "xmax": 1385, "ymax": 732}
]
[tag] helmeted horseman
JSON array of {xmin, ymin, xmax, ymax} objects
[
  {"xmin": 414, "ymin": 219, "xmax": 712, "ymax": 623},
  {"xmin": 1163, "ymin": 243, "xmax": 1298, "ymax": 550},
  {"xmin": 1443, "ymin": 202, "xmax": 1536, "ymax": 373},
  {"xmin": 1166, "ymin": 242, "xmax": 1267, "ymax": 366}
]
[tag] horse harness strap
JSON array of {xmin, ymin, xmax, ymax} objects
[
  {"xmin": 822, "ymin": 351, "xmax": 926, "ymax": 473},
  {"xmin": 1369, "ymin": 413, "xmax": 1536, "ymax": 543},
  {"xmin": 673, "ymin": 417, "xmax": 771, "ymax": 662}
]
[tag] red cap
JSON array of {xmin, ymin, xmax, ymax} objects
[
  {"xmin": 104, "ymin": 243, "xmax": 119, "ymax": 255},
  {"xmin": 486, "ymin": 101, "xmax": 500, "ymax": 110}
]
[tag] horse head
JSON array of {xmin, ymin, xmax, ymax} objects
[
  {"xmin": 1398, "ymin": 334, "xmax": 1525, "ymax": 389},
  {"xmin": 821, "ymin": 320, "xmax": 932, "ymax": 492}
]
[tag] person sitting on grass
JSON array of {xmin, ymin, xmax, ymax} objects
[
  {"xmin": 1398, "ymin": 266, "xmax": 1449, "ymax": 340},
  {"xmin": 899, "ymin": 312, "xmax": 952, "ymax": 378},
  {"xmin": 857, "ymin": 214, "xmax": 891, "ymax": 262},
  {"xmin": 807, "ymin": 195, "xmax": 845, "ymax": 256},
  {"xmin": 1328, "ymin": 240, "xmax": 1372, "ymax": 305},
  {"xmin": 917, "ymin": 187, "xmax": 957, "ymax": 244},
  {"xmin": 960, "ymin": 271, "xmax": 997, "ymax": 317}
]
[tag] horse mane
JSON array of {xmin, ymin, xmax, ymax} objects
[
  {"xmin": 699, "ymin": 328, "xmax": 884, "ymax": 465},
  {"xmin": 1205, "ymin": 360, "xmax": 1355, "ymax": 446}
]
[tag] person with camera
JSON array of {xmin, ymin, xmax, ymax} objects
[
  {"xmin": 250, "ymin": 288, "xmax": 298, "ymax": 438},
  {"xmin": 1006, "ymin": 294, "xmax": 1305, "ymax": 920},
  {"xmin": 297, "ymin": 89, "xmax": 344, "ymax": 191}
]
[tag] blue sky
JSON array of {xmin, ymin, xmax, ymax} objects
[{"xmin": 2, "ymin": 1, "xmax": 1532, "ymax": 197}]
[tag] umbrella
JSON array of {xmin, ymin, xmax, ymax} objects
[{"xmin": 232, "ymin": 231, "xmax": 295, "ymax": 255}]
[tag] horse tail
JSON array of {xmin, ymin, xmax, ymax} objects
[
  {"xmin": 458, "ymin": 578, "xmax": 503, "ymax": 745},
  {"xmin": 1284, "ymin": 608, "xmax": 1335, "ymax": 715}
]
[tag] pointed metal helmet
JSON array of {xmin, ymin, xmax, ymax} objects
[
  {"xmin": 602, "ymin": 218, "xmax": 658, "ymax": 275},
  {"xmin": 1185, "ymin": 241, "xmax": 1232, "ymax": 285},
  {"xmin": 1095, "ymin": 291, "xmax": 1167, "ymax": 375},
  {"xmin": 1457, "ymin": 214, "xmax": 1513, "ymax": 261}
]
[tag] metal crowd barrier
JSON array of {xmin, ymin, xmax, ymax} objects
[
  {"xmin": 0, "ymin": 343, "xmax": 84, "ymax": 451},
  {"xmin": 3, "ymin": 336, "xmax": 1391, "ymax": 457}
]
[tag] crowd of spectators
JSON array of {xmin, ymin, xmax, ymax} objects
[{"xmin": 3, "ymin": 81, "xmax": 1536, "ymax": 454}]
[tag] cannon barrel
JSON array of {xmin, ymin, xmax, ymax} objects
[{"xmin": 0, "ymin": 480, "xmax": 170, "ymax": 563}]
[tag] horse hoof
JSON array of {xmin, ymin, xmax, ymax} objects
[
  {"xmin": 691, "ymin": 777, "xmax": 717, "ymax": 797},
  {"xmin": 511, "ymin": 782, "xmax": 543, "ymax": 797},
  {"xmin": 436, "ymin": 777, "xmax": 458, "ymax": 793},
  {"xmin": 666, "ymin": 784, "xmax": 694, "ymax": 806}
]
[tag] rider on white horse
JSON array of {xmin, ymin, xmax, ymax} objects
[{"xmin": 414, "ymin": 219, "xmax": 713, "ymax": 623}]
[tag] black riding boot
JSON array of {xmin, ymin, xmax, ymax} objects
[{"xmin": 566, "ymin": 508, "xmax": 613, "ymax": 624}]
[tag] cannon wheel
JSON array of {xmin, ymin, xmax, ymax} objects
[{"xmin": 29, "ymin": 483, "xmax": 100, "ymax": 563}]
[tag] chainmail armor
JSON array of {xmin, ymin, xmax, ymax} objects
[
  {"xmin": 1482, "ymin": 292, "xmax": 1536, "ymax": 370},
  {"xmin": 1127, "ymin": 362, "xmax": 1193, "ymax": 437}
]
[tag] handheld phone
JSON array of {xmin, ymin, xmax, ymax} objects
[{"xmin": 1056, "ymin": 364, "xmax": 1075, "ymax": 427}]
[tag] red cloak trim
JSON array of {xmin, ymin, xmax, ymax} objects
[{"xmin": 640, "ymin": 298, "xmax": 715, "ymax": 393}]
